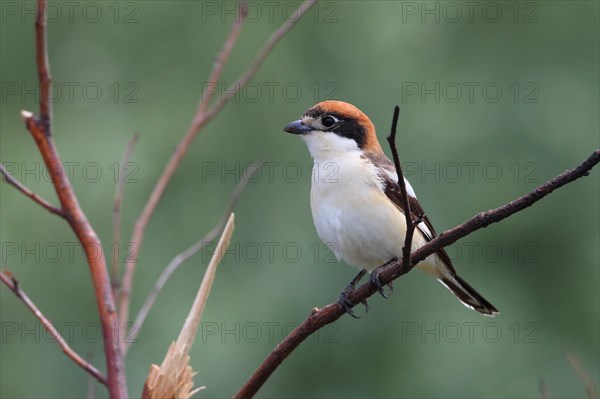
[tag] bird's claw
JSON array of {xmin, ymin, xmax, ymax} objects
[
  {"xmin": 339, "ymin": 283, "xmax": 369, "ymax": 318},
  {"xmin": 369, "ymin": 265, "xmax": 394, "ymax": 299}
]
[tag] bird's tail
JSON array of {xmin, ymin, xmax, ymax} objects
[{"xmin": 438, "ymin": 275, "xmax": 499, "ymax": 316}]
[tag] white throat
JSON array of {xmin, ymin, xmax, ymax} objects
[{"xmin": 301, "ymin": 131, "xmax": 361, "ymax": 162}]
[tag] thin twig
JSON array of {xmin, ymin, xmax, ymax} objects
[
  {"xmin": 118, "ymin": 0, "xmax": 316, "ymax": 334},
  {"xmin": 35, "ymin": 0, "xmax": 52, "ymax": 132},
  {"xmin": 199, "ymin": 1, "xmax": 247, "ymax": 114},
  {"xmin": 87, "ymin": 352, "xmax": 96, "ymax": 399},
  {"xmin": 205, "ymin": 0, "xmax": 317, "ymax": 120},
  {"xmin": 125, "ymin": 162, "xmax": 260, "ymax": 352},
  {"xmin": 0, "ymin": 271, "xmax": 107, "ymax": 385},
  {"xmin": 233, "ymin": 149, "xmax": 600, "ymax": 398},
  {"xmin": 111, "ymin": 132, "xmax": 140, "ymax": 301},
  {"xmin": 385, "ymin": 106, "xmax": 415, "ymax": 267},
  {"xmin": 0, "ymin": 163, "xmax": 65, "ymax": 218},
  {"xmin": 539, "ymin": 378, "xmax": 551, "ymax": 399},
  {"xmin": 566, "ymin": 351, "xmax": 599, "ymax": 399}
]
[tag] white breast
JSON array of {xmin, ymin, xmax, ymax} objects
[{"xmin": 302, "ymin": 133, "xmax": 428, "ymax": 271}]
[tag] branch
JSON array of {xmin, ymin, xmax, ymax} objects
[
  {"xmin": 125, "ymin": 162, "xmax": 260, "ymax": 353},
  {"xmin": 566, "ymin": 351, "xmax": 599, "ymax": 399},
  {"xmin": 35, "ymin": 0, "xmax": 52, "ymax": 132},
  {"xmin": 17, "ymin": 2, "xmax": 128, "ymax": 396},
  {"xmin": 204, "ymin": 0, "xmax": 317, "ymax": 119},
  {"xmin": 87, "ymin": 352, "xmax": 96, "ymax": 399},
  {"xmin": 198, "ymin": 1, "xmax": 247, "ymax": 115},
  {"xmin": 539, "ymin": 378, "xmax": 551, "ymax": 399},
  {"xmin": 234, "ymin": 149, "xmax": 600, "ymax": 398},
  {"xmin": 0, "ymin": 163, "xmax": 65, "ymax": 218},
  {"xmin": 385, "ymin": 106, "xmax": 415, "ymax": 268},
  {"xmin": 0, "ymin": 271, "xmax": 106, "ymax": 385},
  {"xmin": 118, "ymin": 0, "xmax": 316, "ymax": 332},
  {"xmin": 111, "ymin": 132, "xmax": 140, "ymax": 300}
]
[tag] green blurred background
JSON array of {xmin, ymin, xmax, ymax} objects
[{"xmin": 1, "ymin": 1, "xmax": 598, "ymax": 398}]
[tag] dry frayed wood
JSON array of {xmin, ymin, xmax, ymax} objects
[
  {"xmin": 141, "ymin": 214, "xmax": 235, "ymax": 398},
  {"xmin": 141, "ymin": 348, "xmax": 205, "ymax": 399}
]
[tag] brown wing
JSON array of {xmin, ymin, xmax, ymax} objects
[{"xmin": 365, "ymin": 152, "xmax": 455, "ymax": 272}]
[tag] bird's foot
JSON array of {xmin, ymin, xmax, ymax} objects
[
  {"xmin": 338, "ymin": 270, "xmax": 368, "ymax": 318},
  {"xmin": 369, "ymin": 260, "xmax": 396, "ymax": 299}
]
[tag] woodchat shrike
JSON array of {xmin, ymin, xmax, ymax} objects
[{"xmin": 284, "ymin": 100, "xmax": 498, "ymax": 316}]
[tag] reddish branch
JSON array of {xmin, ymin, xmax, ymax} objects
[
  {"xmin": 5, "ymin": 1, "xmax": 129, "ymax": 397},
  {"xmin": 0, "ymin": 163, "xmax": 64, "ymax": 218},
  {"xmin": 234, "ymin": 149, "xmax": 600, "ymax": 398},
  {"xmin": 0, "ymin": 271, "xmax": 106, "ymax": 385},
  {"xmin": 118, "ymin": 0, "xmax": 317, "ymax": 334},
  {"xmin": 35, "ymin": 0, "xmax": 52, "ymax": 131},
  {"xmin": 198, "ymin": 1, "xmax": 247, "ymax": 115}
]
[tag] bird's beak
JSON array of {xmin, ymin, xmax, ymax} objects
[{"xmin": 283, "ymin": 120, "xmax": 312, "ymax": 135}]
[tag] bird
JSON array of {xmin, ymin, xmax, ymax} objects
[{"xmin": 283, "ymin": 100, "xmax": 498, "ymax": 316}]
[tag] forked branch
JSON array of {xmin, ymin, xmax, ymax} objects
[{"xmin": 5, "ymin": 1, "xmax": 128, "ymax": 396}]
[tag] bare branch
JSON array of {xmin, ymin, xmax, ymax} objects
[
  {"xmin": 539, "ymin": 378, "xmax": 551, "ymax": 399},
  {"xmin": 18, "ymin": 3, "xmax": 129, "ymax": 396},
  {"xmin": 87, "ymin": 352, "xmax": 96, "ymax": 399},
  {"xmin": 1, "ymin": 163, "xmax": 64, "ymax": 218},
  {"xmin": 199, "ymin": 2, "xmax": 247, "ymax": 114},
  {"xmin": 205, "ymin": 0, "xmax": 317, "ymax": 119},
  {"xmin": 111, "ymin": 132, "xmax": 140, "ymax": 300},
  {"xmin": 35, "ymin": 0, "xmax": 52, "ymax": 132},
  {"xmin": 118, "ymin": 0, "xmax": 316, "ymax": 334},
  {"xmin": 0, "ymin": 271, "xmax": 106, "ymax": 385},
  {"xmin": 125, "ymin": 162, "xmax": 260, "ymax": 352},
  {"xmin": 566, "ymin": 351, "xmax": 599, "ymax": 399},
  {"xmin": 385, "ymin": 106, "xmax": 415, "ymax": 268},
  {"xmin": 234, "ymin": 149, "xmax": 600, "ymax": 398}
]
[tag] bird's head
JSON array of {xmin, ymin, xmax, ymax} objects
[{"xmin": 284, "ymin": 101, "xmax": 383, "ymax": 159}]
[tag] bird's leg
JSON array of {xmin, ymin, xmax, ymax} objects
[
  {"xmin": 339, "ymin": 269, "xmax": 368, "ymax": 318},
  {"xmin": 369, "ymin": 258, "xmax": 398, "ymax": 299}
]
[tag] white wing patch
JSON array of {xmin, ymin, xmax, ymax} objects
[
  {"xmin": 381, "ymin": 168, "xmax": 417, "ymax": 199},
  {"xmin": 403, "ymin": 177, "xmax": 417, "ymax": 199},
  {"xmin": 381, "ymin": 166, "xmax": 432, "ymax": 240}
]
